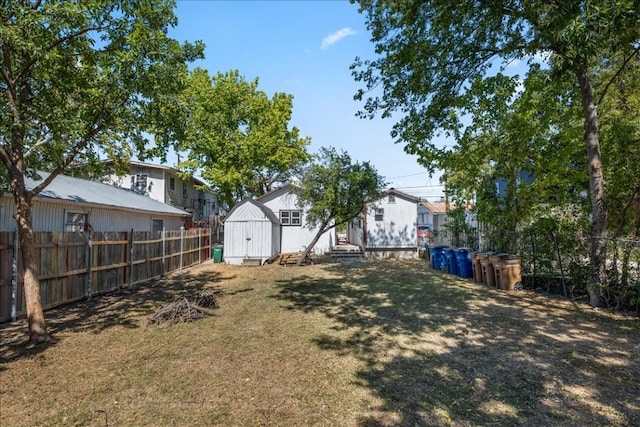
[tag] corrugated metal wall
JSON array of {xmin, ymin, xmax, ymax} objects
[{"xmin": 0, "ymin": 196, "xmax": 185, "ymax": 232}]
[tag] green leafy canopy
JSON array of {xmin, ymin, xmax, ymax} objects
[
  {"xmin": 297, "ymin": 147, "xmax": 386, "ymax": 231},
  {"xmin": 1, "ymin": 0, "xmax": 204, "ymax": 195},
  {"xmin": 178, "ymin": 69, "xmax": 311, "ymax": 209}
]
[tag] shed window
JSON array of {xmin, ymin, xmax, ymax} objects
[
  {"xmin": 388, "ymin": 194, "xmax": 396, "ymax": 203},
  {"xmin": 280, "ymin": 210, "xmax": 301, "ymax": 226},
  {"xmin": 65, "ymin": 212, "xmax": 88, "ymax": 232},
  {"xmin": 375, "ymin": 208, "xmax": 384, "ymax": 221}
]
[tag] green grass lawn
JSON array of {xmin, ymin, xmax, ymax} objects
[{"xmin": 1, "ymin": 259, "xmax": 638, "ymax": 426}]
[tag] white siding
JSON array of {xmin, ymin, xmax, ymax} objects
[
  {"xmin": 102, "ymin": 165, "xmax": 217, "ymax": 223},
  {"xmin": 347, "ymin": 216, "xmax": 364, "ymax": 247},
  {"xmin": 222, "ymin": 201, "xmax": 280, "ymax": 265},
  {"xmin": 366, "ymin": 196, "xmax": 418, "ymax": 248},
  {"xmin": 260, "ymin": 191, "xmax": 332, "ymax": 254}
]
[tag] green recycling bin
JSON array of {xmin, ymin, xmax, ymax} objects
[{"xmin": 213, "ymin": 245, "xmax": 223, "ymax": 263}]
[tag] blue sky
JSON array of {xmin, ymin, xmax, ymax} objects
[{"xmin": 167, "ymin": 0, "xmax": 447, "ymax": 200}]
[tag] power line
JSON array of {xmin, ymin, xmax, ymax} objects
[
  {"xmin": 386, "ymin": 171, "xmax": 429, "ymax": 179},
  {"xmin": 394, "ymin": 184, "xmax": 444, "ymax": 189}
]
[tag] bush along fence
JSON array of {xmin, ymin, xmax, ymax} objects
[
  {"xmin": 428, "ymin": 218, "xmax": 640, "ymax": 313},
  {"xmin": 0, "ymin": 228, "xmax": 211, "ymax": 323},
  {"xmin": 453, "ymin": 225, "xmax": 640, "ymax": 313}
]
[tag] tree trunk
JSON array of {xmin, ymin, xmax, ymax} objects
[
  {"xmin": 14, "ymin": 193, "xmax": 50, "ymax": 343},
  {"xmin": 296, "ymin": 223, "xmax": 331, "ymax": 266},
  {"xmin": 576, "ymin": 69, "xmax": 607, "ymax": 307}
]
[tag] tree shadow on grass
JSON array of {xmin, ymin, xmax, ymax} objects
[
  {"xmin": 0, "ymin": 266, "xmax": 232, "ymax": 365},
  {"xmin": 273, "ymin": 259, "xmax": 640, "ymax": 426}
]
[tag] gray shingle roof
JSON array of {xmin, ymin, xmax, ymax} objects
[{"xmin": 26, "ymin": 172, "xmax": 189, "ymax": 216}]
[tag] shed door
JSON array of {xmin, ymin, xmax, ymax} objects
[{"xmin": 234, "ymin": 221, "xmax": 270, "ymax": 258}]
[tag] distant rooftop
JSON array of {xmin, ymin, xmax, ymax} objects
[{"xmin": 421, "ymin": 201, "xmax": 448, "ymax": 214}]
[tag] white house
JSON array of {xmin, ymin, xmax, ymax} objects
[
  {"xmin": 256, "ymin": 185, "xmax": 333, "ymax": 255},
  {"xmin": 222, "ymin": 185, "xmax": 333, "ymax": 265},
  {"xmin": 347, "ymin": 188, "xmax": 420, "ymax": 258},
  {"xmin": 418, "ymin": 200, "xmax": 448, "ymax": 244},
  {"xmin": 75, "ymin": 160, "xmax": 219, "ymax": 228},
  {"xmin": 222, "ymin": 199, "xmax": 281, "ymax": 265},
  {"xmin": 0, "ymin": 173, "xmax": 189, "ymax": 232}
]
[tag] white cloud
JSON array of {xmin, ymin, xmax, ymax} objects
[
  {"xmin": 321, "ymin": 27, "xmax": 357, "ymax": 50},
  {"xmin": 505, "ymin": 58, "xmax": 522, "ymax": 68}
]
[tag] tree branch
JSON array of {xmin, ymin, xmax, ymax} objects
[
  {"xmin": 596, "ymin": 45, "xmax": 640, "ymax": 107},
  {"xmin": 16, "ymin": 3, "xmax": 118, "ymax": 81},
  {"xmin": 24, "ymin": 135, "xmax": 52, "ymax": 159}
]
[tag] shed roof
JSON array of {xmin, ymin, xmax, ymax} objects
[
  {"xmin": 24, "ymin": 172, "xmax": 189, "ymax": 216},
  {"xmin": 223, "ymin": 198, "xmax": 280, "ymax": 224}
]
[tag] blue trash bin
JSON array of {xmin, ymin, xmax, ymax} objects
[
  {"xmin": 446, "ymin": 248, "xmax": 458, "ymax": 275},
  {"xmin": 455, "ymin": 248, "xmax": 473, "ymax": 279},
  {"xmin": 429, "ymin": 245, "xmax": 449, "ymax": 270}
]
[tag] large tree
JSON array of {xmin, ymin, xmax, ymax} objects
[
  {"xmin": 0, "ymin": 0, "xmax": 203, "ymax": 342},
  {"xmin": 443, "ymin": 68, "xmax": 586, "ymax": 252},
  {"xmin": 296, "ymin": 147, "xmax": 386, "ymax": 266},
  {"xmin": 351, "ymin": 0, "xmax": 640, "ymax": 306},
  {"xmin": 178, "ymin": 68, "xmax": 312, "ymax": 210}
]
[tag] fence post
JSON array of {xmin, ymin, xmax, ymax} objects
[
  {"xmin": 198, "ymin": 228, "xmax": 202, "ymax": 264},
  {"xmin": 11, "ymin": 229, "xmax": 18, "ymax": 322},
  {"xmin": 553, "ymin": 231, "xmax": 568, "ymax": 298},
  {"xmin": 161, "ymin": 227, "xmax": 166, "ymax": 277},
  {"xmin": 129, "ymin": 228, "xmax": 134, "ymax": 287},
  {"xmin": 86, "ymin": 230, "xmax": 93, "ymax": 299},
  {"xmin": 179, "ymin": 226, "xmax": 184, "ymax": 270}
]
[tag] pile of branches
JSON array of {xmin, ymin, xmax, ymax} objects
[{"xmin": 147, "ymin": 289, "xmax": 219, "ymax": 326}]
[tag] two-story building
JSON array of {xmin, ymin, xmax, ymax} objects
[{"xmin": 76, "ymin": 160, "xmax": 220, "ymax": 229}]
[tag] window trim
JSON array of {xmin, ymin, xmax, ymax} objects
[
  {"xmin": 65, "ymin": 211, "xmax": 89, "ymax": 232},
  {"xmin": 152, "ymin": 219, "xmax": 164, "ymax": 233},
  {"xmin": 280, "ymin": 209, "xmax": 302, "ymax": 226}
]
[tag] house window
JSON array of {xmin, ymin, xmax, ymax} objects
[
  {"xmin": 388, "ymin": 194, "xmax": 396, "ymax": 203},
  {"xmin": 134, "ymin": 173, "xmax": 148, "ymax": 193},
  {"xmin": 65, "ymin": 212, "xmax": 88, "ymax": 232},
  {"xmin": 169, "ymin": 177, "xmax": 175, "ymax": 191},
  {"xmin": 375, "ymin": 208, "xmax": 384, "ymax": 221},
  {"xmin": 280, "ymin": 210, "xmax": 301, "ymax": 226},
  {"xmin": 152, "ymin": 219, "xmax": 164, "ymax": 233},
  {"xmin": 182, "ymin": 182, "xmax": 188, "ymax": 198}
]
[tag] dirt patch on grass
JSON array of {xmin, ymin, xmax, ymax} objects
[{"xmin": 1, "ymin": 259, "xmax": 639, "ymax": 426}]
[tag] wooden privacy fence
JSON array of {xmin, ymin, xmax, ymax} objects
[{"xmin": 0, "ymin": 228, "xmax": 211, "ymax": 323}]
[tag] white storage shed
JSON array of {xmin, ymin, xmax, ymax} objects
[{"xmin": 222, "ymin": 199, "xmax": 281, "ymax": 265}]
